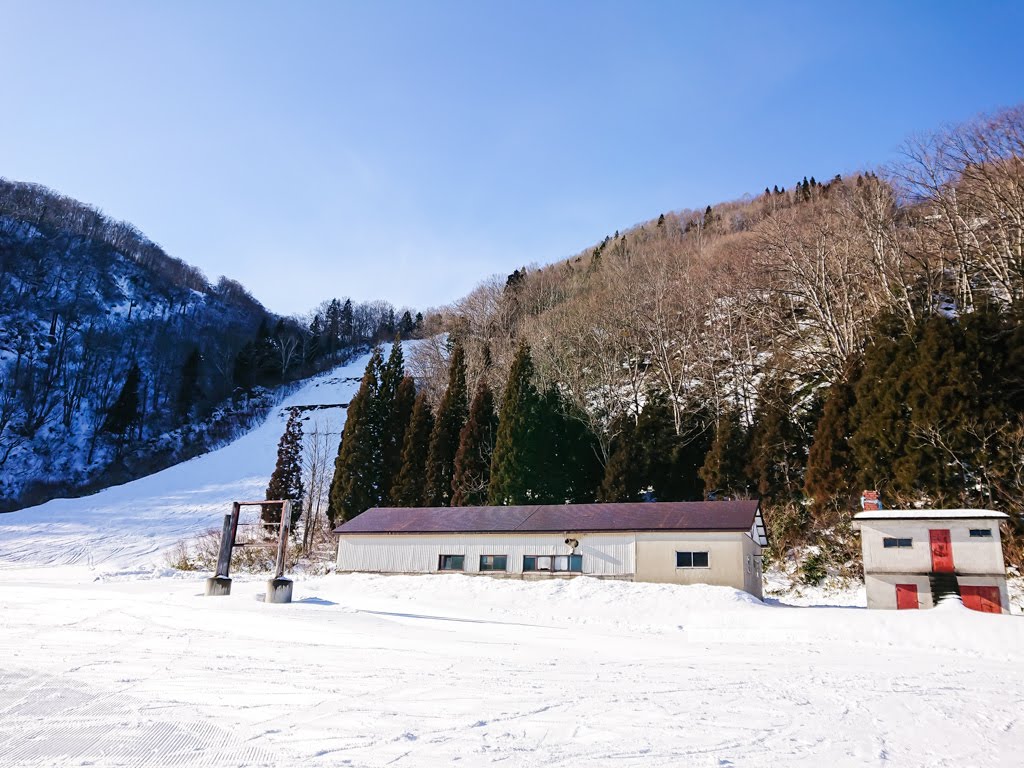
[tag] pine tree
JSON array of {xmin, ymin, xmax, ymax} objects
[
  {"xmin": 424, "ymin": 343, "xmax": 469, "ymax": 505},
  {"xmin": 747, "ymin": 377, "xmax": 806, "ymax": 503},
  {"xmin": 327, "ymin": 347, "xmax": 383, "ymax": 523},
  {"xmin": 375, "ymin": 340, "xmax": 412, "ymax": 501},
  {"xmin": 104, "ymin": 363, "xmax": 141, "ymax": 451},
  {"xmin": 452, "ymin": 381, "xmax": 498, "ymax": 505},
  {"xmin": 698, "ymin": 408, "xmax": 749, "ymax": 498},
  {"xmin": 390, "ymin": 392, "xmax": 436, "ymax": 505},
  {"xmin": 340, "ymin": 299, "xmax": 354, "ymax": 346},
  {"xmin": 599, "ymin": 414, "xmax": 640, "ymax": 502},
  {"xmin": 176, "ymin": 347, "xmax": 202, "ymax": 419},
  {"xmin": 263, "ymin": 409, "xmax": 304, "ymax": 528},
  {"xmin": 488, "ymin": 343, "xmax": 545, "ymax": 505}
]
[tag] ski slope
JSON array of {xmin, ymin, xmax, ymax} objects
[{"xmin": 0, "ymin": 352, "xmax": 370, "ymax": 572}]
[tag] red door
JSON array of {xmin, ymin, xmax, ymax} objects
[
  {"xmin": 929, "ymin": 529, "xmax": 953, "ymax": 573},
  {"xmin": 961, "ymin": 586, "xmax": 1002, "ymax": 614},
  {"xmin": 895, "ymin": 584, "xmax": 919, "ymax": 610}
]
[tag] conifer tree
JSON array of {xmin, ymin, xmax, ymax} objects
[
  {"xmin": 340, "ymin": 299, "xmax": 354, "ymax": 345},
  {"xmin": 599, "ymin": 414, "xmax": 641, "ymax": 502},
  {"xmin": 424, "ymin": 343, "xmax": 469, "ymax": 505},
  {"xmin": 391, "ymin": 392, "xmax": 435, "ymax": 505},
  {"xmin": 385, "ymin": 375, "xmax": 417, "ymax": 496},
  {"xmin": 488, "ymin": 343, "xmax": 545, "ymax": 505},
  {"xmin": 452, "ymin": 381, "xmax": 499, "ymax": 505},
  {"xmin": 104, "ymin": 363, "xmax": 142, "ymax": 451},
  {"xmin": 177, "ymin": 347, "xmax": 202, "ymax": 419},
  {"xmin": 634, "ymin": 391, "xmax": 681, "ymax": 501},
  {"xmin": 327, "ymin": 347, "xmax": 383, "ymax": 523},
  {"xmin": 536, "ymin": 385, "xmax": 602, "ymax": 503},
  {"xmin": 698, "ymin": 408, "xmax": 749, "ymax": 498},
  {"xmin": 263, "ymin": 409, "xmax": 304, "ymax": 527},
  {"xmin": 805, "ymin": 377, "xmax": 857, "ymax": 520},
  {"xmin": 376, "ymin": 341, "xmax": 413, "ymax": 500},
  {"xmin": 747, "ymin": 377, "xmax": 806, "ymax": 503}
]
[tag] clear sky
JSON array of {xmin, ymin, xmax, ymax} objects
[{"xmin": 2, "ymin": 1, "xmax": 1023, "ymax": 315}]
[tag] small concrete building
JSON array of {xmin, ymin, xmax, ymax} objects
[
  {"xmin": 334, "ymin": 501, "xmax": 768, "ymax": 598},
  {"xmin": 854, "ymin": 509, "xmax": 1010, "ymax": 613}
]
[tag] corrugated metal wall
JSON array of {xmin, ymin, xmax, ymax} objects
[{"xmin": 337, "ymin": 532, "xmax": 636, "ymax": 576}]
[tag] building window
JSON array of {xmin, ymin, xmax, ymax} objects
[
  {"xmin": 523, "ymin": 554, "xmax": 582, "ymax": 573},
  {"xmin": 882, "ymin": 538, "xmax": 913, "ymax": 548},
  {"xmin": 676, "ymin": 551, "xmax": 710, "ymax": 568},
  {"xmin": 969, "ymin": 529, "xmax": 993, "ymax": 538},
  {"xmin": 438, "ymin": 555, "xmax": 465, "ymax": 571},
  {"xmin": 479, "ymin": 555, "xmax": 508, "ymax": 572}
]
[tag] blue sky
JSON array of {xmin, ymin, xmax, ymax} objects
[{"xmin": 2, "ymin": 1, "xmax": 1023, "ymax": 315}]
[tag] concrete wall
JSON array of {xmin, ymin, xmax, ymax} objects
[
  {"xmin": 859, "ymin": 519, "xmax": 1005, "ymax": 575},
  {"xmin": 866, "ymin": 573, "xmax": 1009, "ymax": 613},
  {"xmin": 633, "ymin": 531, "xmax": 760, "ymax": 596}
]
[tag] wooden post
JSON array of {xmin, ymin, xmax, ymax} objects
[
  {"xmin": 274, "ymin": 500, "xmax": 291, "ymax": 579},
  {"xmin": 215, "ymin": 505, "xmax": 239, "ymax": 578}
]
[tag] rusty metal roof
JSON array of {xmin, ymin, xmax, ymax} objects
[{"xmin": 334, "ymin": 501, "xmax": 760, "ymax": 535}]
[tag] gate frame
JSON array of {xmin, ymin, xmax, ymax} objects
[{"xmin": 206, "ymin": 500, "xmax": 294, "ymax": 599}]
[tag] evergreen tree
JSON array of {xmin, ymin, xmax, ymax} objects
[
  {"xmin": 452, "ymin": 381, "xmax": 499, "ymax": 505},
  {"xmin": 176, "ymin": 346, "xmax": 202, "ymax": 419},
  {"xmin": 327, "ymin": 347, "xmax": 383, "ymax": 523},
  {"xmin": 488, "ymin": 343, "xmax": 545, "ymax": 504},
  {"xmin": 424, "ymin": 343, "xmax": 469, "ymax": 505},
  {"xmin": 535, "ymin": 385, "xmax": 602, "ymax": 503},
  {"xmin": 747, "ymin": 377, "xmax": 806, "ymax": 503},
  {"xmin": 340, "ymin": 299, "xmax": 354, "ymax": 345},
  {"xmin": 263, "ymin": 409, "xmax": 304, "ymax": 528},
  {"xmin": 384, "ymin": 375, "xmax": 417, "ymax": 497},
  {"xmin": 698, "ymin": 408, "xmax": 749, "ymax": 498},
  {"xmin": 391, "ymin": 392, "xmax": 435, "ymax": 505},
  {"xmin": 634, "ymin": 391, "xmax": 681, "ymax": 501},
  {"xmin": 599, "ymin": 414, "xmax": 641, "ymax": 502},
  {"xmin": 805, "ymin": 376, "xmax": 857, "ymax": 520},
  {"xmin": 399, "ymin": 310, "xmax": 415, "ymax": 337},
  {"xmin": 324, "ymin": 299, "xmax": 341, "ymax": 357},
  {"xmin": 104, "ymin": 363, "xmax": 141, "ymax": 451}
]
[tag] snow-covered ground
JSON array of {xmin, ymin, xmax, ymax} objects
[{"xmin": 1, "ymin": 349, "xmax": 1023, "ymax": 767}]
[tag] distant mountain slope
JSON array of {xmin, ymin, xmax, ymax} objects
[
  {"xmin": 0, "ymin": 349, "xmax": 374, "ymax": 570},
  {"xmin": 0, "ymin": 179, "xmax": 307, "ymax": 510}
]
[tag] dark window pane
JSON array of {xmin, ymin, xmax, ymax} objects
[
  {"xmin": 970, "ymin": 529, "xmax": 992, "ymax": 538},
  {"xmin": 898, "ymin": 539, "xmax": 913, "ymax": 548},
  {"xmin": 883, "ymin": 538, "xmax": 897, "ymax": 548},
  {"xmin": 493, "ymin": 555, "xmax": 507, "ymax": 570},
  {"xmin": 523, "ymin": 556, "xmax": 536, "ymax": 572},
  {"xmin": 569, "ymin": 555, "xmax": 583, "ymax": 572},
  {"xmin": 692, "ymin": 551, "xmax": 709, "ymax": 568},
  {"xmin": 676, "ymin": 552, "xmax": 692, "ymax": 567},
  {"xmin": 439, "ymin": 555, "xmax": 464, "ymax": 571}
]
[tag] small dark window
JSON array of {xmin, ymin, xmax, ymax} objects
[
  {"xmin": 676, "ymin": 551, "xmax": 709, "ymax": 568},
  {"xmin": 969, "ymin": 529, "xmax": 992, "ymax": 538},
  {"xmin": 438, "ymin": 555, "xmax": 464, "ymax": 571},
  {"xmin": 568, "ymin": 554, "xmax": 583, "ymax": 572},
  {"xmin": 883, "ymin": 537, "xmax": 913, "ymax": 548},
  {"xmin": 479, "ymin": 555, "xmax": 507, "ymax": 571}
]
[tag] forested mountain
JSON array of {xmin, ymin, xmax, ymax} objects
[
  {"xmin": 398, "ymin": 105, "xmax": 1024, "ymax": 573},
  {"xmin": 0, "ymin": 179, "xmax": 418, "ymax": 511}
]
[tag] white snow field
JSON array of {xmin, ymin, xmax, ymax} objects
[{"xmin": 1, "ymin": 350, "xmax": 1023, "ymax": 767}]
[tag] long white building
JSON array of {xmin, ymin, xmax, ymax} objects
[{"xmin": 334, "ymin": 501, "xmax": 768, "ymax": 598}]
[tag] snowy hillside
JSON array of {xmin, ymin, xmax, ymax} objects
[{"xmin": 0, "ymin": 351, "xmax": 371, "ymax": 571}]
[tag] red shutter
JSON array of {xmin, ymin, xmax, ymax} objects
[
  {"xmin": 961, "ymin": 585, "xmax": 1001, "ymax": 614},
  {"xmin": 929, "ymin": 529, "xmax": 953, "ymax": 573},
  {"xmin": 895, "ymin": 583, "xmax": 919, "ymax": 610}
]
